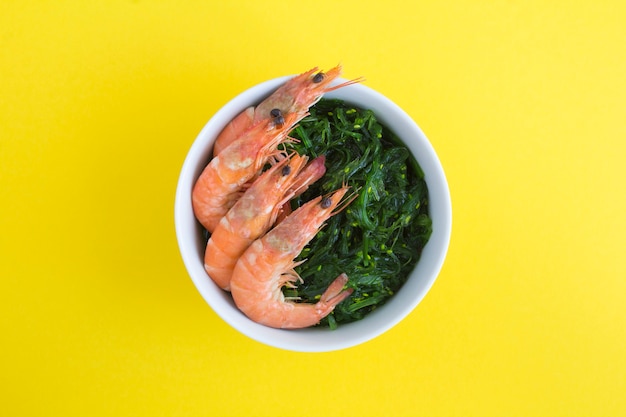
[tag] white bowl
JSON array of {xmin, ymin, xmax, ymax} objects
[{"xmin": 174, "ymin": 75, "xmax": 452, "ymax": 352}]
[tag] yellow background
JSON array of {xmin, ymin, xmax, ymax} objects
[{"xmin": 2, "ymin": 1, "xmax": 625, "ymax": 416}]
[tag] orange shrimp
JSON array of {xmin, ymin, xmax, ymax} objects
[
  {"xmin": 192, "ymin": 111, "xmax": 303, "ymax": 233},
  {"xmin": 230, "ymin": 186, "xmax": 356, "ymax": 329},
  {"xmin": 204, "ymin": 153, "xmax": 326, "ymax": 291},
  {"xmin": 213, "ymin": 65, "xmax": 364, "ymax": 155},
  {"xmin": 274, "ymin": 153, "xmax": 328, "ymax": 224}
]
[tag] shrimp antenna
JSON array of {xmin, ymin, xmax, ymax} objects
[{"xmin": 325, "ymin": 76, "xmax": 366, "ymax": 93}]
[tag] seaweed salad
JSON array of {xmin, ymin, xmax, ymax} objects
[{"xmin": 282, "ymin": 98, "xmax": 432, "ymax": 328}]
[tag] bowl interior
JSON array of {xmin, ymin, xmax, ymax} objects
[{"xmin": 174, "ymin": 77, "xmax": 451, "ymax": 352}]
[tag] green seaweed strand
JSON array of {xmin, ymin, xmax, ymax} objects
[{"xmin": 282, "ymin": 99, "xmax": 432, "ymax": 327}]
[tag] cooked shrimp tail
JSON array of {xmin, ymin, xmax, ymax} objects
[
  {"xmin": 288, "ymin": 154, "xmax": 326, "ymax": 196},
  {"xmin": 317, "ymin": 273, "xmax": 353, "ymax": 309}
]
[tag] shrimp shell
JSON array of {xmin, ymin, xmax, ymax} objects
[
  {"xmin": 230, "ymin": 186, "xmax": 356, "ymax": 329},
  {"xmin": 204, "ymin": 153, "xmax": 326, "ymax": 291},
  {"xmin": 213, "ymin": 65, "xmax": 364, "ymax": 155},
  {"xmin": 191, "ymin": 111, "xmax": 303, "ymax": 233}
]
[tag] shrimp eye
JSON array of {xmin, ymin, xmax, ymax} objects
[
  {"xmin": 313, "ymin": 72, "xmax": 324, "ymax": 83},
  {"xmin": 281, "ymin": 165, "xmax": 291, "ymax": 176},
  {"xmin": 273, "ymin": 115, "xmax": 285, "ymax": 127},
  {"xmin": 270, "ymin": 108, "xmax": 285, "ymax": 126},
  {"xmin": 320, "ymin": 197, "xmax": 332, "ymax": 209}
]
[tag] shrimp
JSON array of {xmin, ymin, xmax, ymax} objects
[
  {"xmin": 213, "ymin": 65, "xmax": 364, "ymax": 155},
  {"xmin": 273, "ymin": 153, "xmax": 328, "ymax": 224},
  {"xmin": 192, "ymin": 111, "xmax": 303, "ymax": 233},
  {"xmin": 204, "ymin": 153, "xmax": 326, "ymax": 291},
  {"xmin": 230, "ymin": 186, "xmax": 357, "ymax": 329}
]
